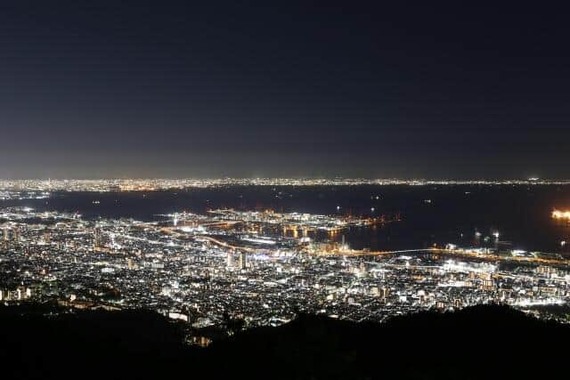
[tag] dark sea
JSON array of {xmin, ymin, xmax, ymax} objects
[{"xmin": 3, "ymin": 185, "xmax": 570, "ymax": 254}]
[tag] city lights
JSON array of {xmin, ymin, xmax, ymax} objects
[{"xmin": 1, "ymin": 197, "xmax": 569, "ymax": 345}]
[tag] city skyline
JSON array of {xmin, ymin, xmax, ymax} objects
[{"xmin": 1, "ymin": 1, "xmax": 569, "ymax": 179}]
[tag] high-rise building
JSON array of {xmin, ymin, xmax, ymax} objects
[
  {"xmin": 13, "ymin": 227, "xmax": 20, "ymax": 243},
  {"xmin": 239, "ymin": 252, "xmax": 247, "ymax": 270},
  {"xmin": 227, "ymin": 252, "xmax": 234, "ymax": 268},
  {"xmin": 93, "ymin": 227, "xmax": 102, "ymax": 249}
]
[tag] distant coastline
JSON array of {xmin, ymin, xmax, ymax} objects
[{"xmin": 0, "ymin": 177, "xmax": 569, "ymax": 192}]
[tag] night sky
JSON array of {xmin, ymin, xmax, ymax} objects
[{"xmin": 0, "ymin": 1, "xmax": 569, "ymax": 179}]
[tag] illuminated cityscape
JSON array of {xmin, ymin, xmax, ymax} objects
[
  {"xmin": 1, "ymin": 1, "xmax": 569, "ymax": 378},
  {"xmin": 2, "ymin": 184, "xmax": 570, "ymax": 345}
]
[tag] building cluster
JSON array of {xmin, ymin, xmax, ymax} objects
[{"xmin": 0, "ymin": 205, "xmax": 569, "ymax": 344}]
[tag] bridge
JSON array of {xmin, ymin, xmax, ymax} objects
[{"xmin": 313, "ymin": 247, "xmax": 570, "ymax": 267}]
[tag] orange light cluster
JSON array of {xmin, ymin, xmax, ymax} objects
[{"xmin": 552, "ymin": 210, "xmax": 570, "ymax": 220}]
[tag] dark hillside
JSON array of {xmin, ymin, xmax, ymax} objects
[
  {"xmin": 205, "ymin": 305, "xmax": 568, "ymax": 380},
  {"xmin": 0, "ymin": 304, "xmax": 189, "ymax": 379},
  {"xmin": 0, "ymin": 304, "xmax": 566, "ymax": 380}
]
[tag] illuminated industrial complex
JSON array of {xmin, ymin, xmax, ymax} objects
[{"xmin": 553, "ymin": 210, "xmax": 570, "ymax": 221}]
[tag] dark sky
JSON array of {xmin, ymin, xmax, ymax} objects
[{"xmin": 0, "ymin": 1, "xmax": 569, "ymax": 179}]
